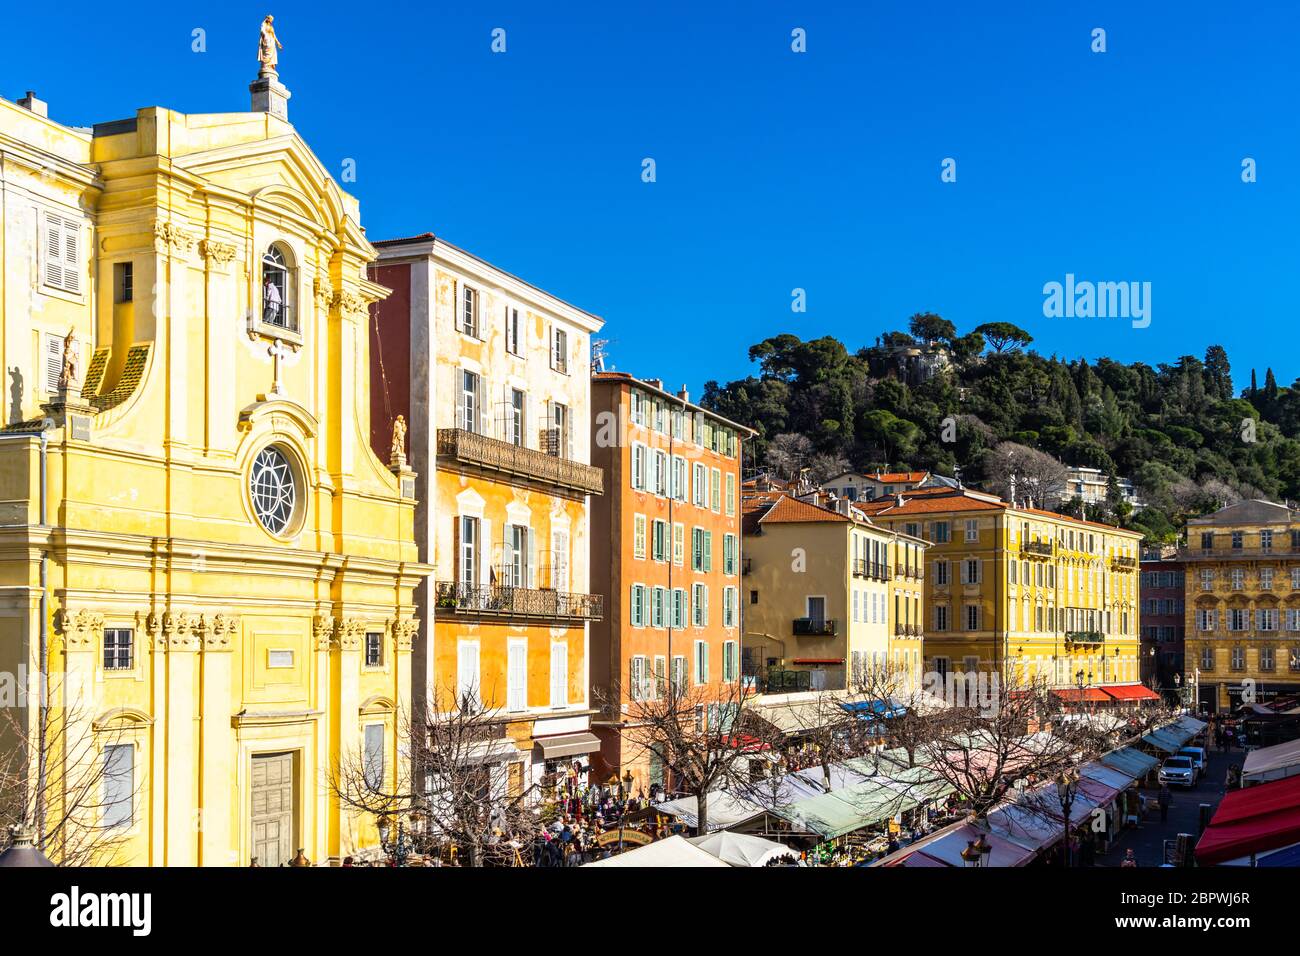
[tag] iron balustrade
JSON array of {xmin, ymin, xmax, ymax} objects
[
  {"xmin": 1065, "ymin": 630, "xmax": 1104, "ymax": 645},
  {"xmin": 436, "ymin": 428, "xmax": 604, "ymax": 497},
  {"xmin": 434, "ymin": 581, "xmax": 604, "ymax": 622},
  {"xmin": 792, "ymin": 617, "xmax": 837, "ymax": 637}
]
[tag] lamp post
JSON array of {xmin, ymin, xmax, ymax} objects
[
  {"xmin": 1056, "ymin": 768, "xmax": 1080, "ymax": 868},
  {"xmin": 378, "ymin": 813, "xmax": 413, "ymax": 867},
  {"xmin": 617, "ymin": 769, "xmax": 635, "ymax": 852}
]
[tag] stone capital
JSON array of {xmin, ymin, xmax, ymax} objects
[
  {"xmin": 53, "ymin": 608, "xmax": 104, "ymax": 650},
  {"xmin": 201, "ymin": 613, "xmax": 240, "ymax": 652},
  {"xmin": 390, "ymin": 618, "xmax": 419, "ymax": 652},
  {"xmin": 334, "ymin": 618, "xmax": 365, "ymax": 651},
  {"xmin": 154, "ymin": 220, "xmax": 196, "ymax": 257},
  {"xmin": 313, "ymin": 614, "xmax": 337, "ymax": 651}
]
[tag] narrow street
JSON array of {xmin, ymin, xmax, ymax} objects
[{"xmin": 1097, "ymin": 743, "xmax": 1238, "ymax": 867}]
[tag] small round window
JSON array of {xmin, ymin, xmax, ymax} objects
[{"xmin": 250, "ymin": 445, "xmax": 298, "ymax": 536}]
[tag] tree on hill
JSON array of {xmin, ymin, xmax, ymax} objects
[{"xmin": 973, "ymin": 321, "xmax": 1033, "ymax": 354}]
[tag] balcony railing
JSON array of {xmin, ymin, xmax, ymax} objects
[
  {"xmin": 1177, "ymin": 546, "xmax": 1298, "ymax": 561},
  {"xmin": 434, "ymin": 581, "xmax": 603, "ymax": 622},
  {"xmin": 893, "ymin": 624, "xmax": 923, "ymax": 638},
  {"xmin": 872, "ymin": 563, "xmax": 892, "ymax": 581},
  {"xmin": 894, "ymin": 566, "xmax": 924, "ymax": 581},
  {"xmin": 1023, "ymin": 541, "xmax": 1054, "ymax": 557},
  {"xmin": 761, "ymin": 669, "xmax": 814, "ymax": 693},
  {"xmin": 793, "ymin": 617, "xmax": 837, "ymax": 637},
  {"xmin": 1112, "ymin": 555, "xmax": 1137, "ymax": 569},
  {"xmin": 1065, "ymin": 630, "xmax": 1104, "ymax": 645},
  {"xmin": 851, "ymin": 558, "xmax": 868, "ymax": 579},
  {"xmin": 437, "ymin": 428, "xmax": 603, "ymax": 497}
]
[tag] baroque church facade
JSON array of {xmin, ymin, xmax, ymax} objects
[{"xmin": 0, "ymin": 73, "xmax": 426, "ymax": 864}]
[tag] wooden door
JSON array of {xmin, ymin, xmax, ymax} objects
[{"xmin": 251, "ymin": 752, "xmax": 294, "ymax": 866}]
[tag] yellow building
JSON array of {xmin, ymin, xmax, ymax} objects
[
  {"xmin": 0, "ymin": 79, "xmax": 425, "ymax": 865},
  {"xmin": 1182, "ymin": 499, "xmax": 1300, "ymax": 713},
  {"xmin": 740, "ymin": 490, "xmax": 927, "ymax": 694},
  {"xmin": 861, "ymin": 487, "xmax": 1144, "ymax": 693},
  {"xmin": 369, "ymin": 235, "xmax": 605, "ymax": 794}
]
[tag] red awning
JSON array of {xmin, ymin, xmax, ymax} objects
[
  {"xmin": 1196, "ymin": 775, "xmax": 1300, "ymax": 866},
  {"xmin": 1100, "ymin": 684, "xmax": 1161, "ymax": 701},
  {"xmin": 1053, "ymin": 687, "xmax": 1110, "ymax": 703}
]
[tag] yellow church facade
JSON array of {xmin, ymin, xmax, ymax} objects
[{"xmin": 0, "ymin": 87, "xmax": 426, "ymax": 865}]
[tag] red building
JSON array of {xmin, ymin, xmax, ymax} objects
[{"xmin": 1140, "ymin": 550, "xmax": 1185, "ymax": 695}]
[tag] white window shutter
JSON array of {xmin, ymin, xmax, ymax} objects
[
  {"xmin": 62, "ymin": 221, "xmax": 80, "ymax": 293},
  {"xmin": 44, "ymin": 333, "xmax": 64, "ymax": 394},
  {"xmin": 479, "ymin": 519, "xmax": 492, "ymax": 586},
  {"xmin": 455, "ymin": 373, "xmax": 466, "ymax": 432},
  {"xmin": 452, "ymin": 280, "xmax": 461, "ymax": 332},
  {"xmin": 478, "ymin": 376, "xmax": 491, "ymax": 437},
  {"xmin": 547, "ymin": 324, "xmax": 556, "ymax": 370},
  {"xmin": 508, "ymin": 642, "xmax": 526, "ymax": 711},
  {"xmin": 550, "ymin": 642, "xmax": 567, "ymax": 707}
]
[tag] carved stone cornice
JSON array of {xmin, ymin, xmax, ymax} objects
[
  {"xmin": 200, "ymin": 613, "xmax": 240, "ymax": 652},
  {"xmin": 313, "ymin": 277, "xmax": 333, "ymax": 312},
  {"xmin": 334, "ymin": 618, "xmax": 365, "ymax": 651},
  {"xmin": 198, "ymin": 238, "xmax": 237, "ymax": 267},
  {"xmin": 390, "ymin": 618, "xmax": 419, "ymax": 652},
  {"xmin": 313, "ymin": 615, "xmax": 336, "ymax": 651},
  {"xmin": 330, "ymin": 289, "xmax": 371, "ymax": 321},
  {"xmin": 53, "ymin": 608, "xmax": 104, "ymax": 649},
  {"xmin": 146, "ymin": 610, "xmax": 201, "ymax": 651},
  {"xmin": 153, "ymin": 221, "xmax": 196, "ymax": 256}
]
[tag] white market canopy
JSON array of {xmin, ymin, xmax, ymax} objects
[
  {"xmin": 688, "ymin": 831, "xmax": 791, "ymax": 867},
  {"xmin": 584, "ymin": 834, "xmax": 730, "ymax": 868},
  {"xmin": 1242, "ymin": 736, "xmax": 1300, "ymax": 785}
]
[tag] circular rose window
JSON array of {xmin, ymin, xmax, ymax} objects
[{"xmin": 249, "ymin": 445, "xmax": 298, "ymax": 536}]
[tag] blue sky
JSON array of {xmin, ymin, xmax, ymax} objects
[{"xmin": 5, "ymin": 2, "xmax": 1298, "ymax": 396}]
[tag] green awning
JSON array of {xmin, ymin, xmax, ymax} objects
[
  {"xmin": 775, "ymin": 779, "xmax": 919, "ymax": 839},
  {"xmin": 1100, "ymin": 746, "xmax": 1159, "ymax": 778}
]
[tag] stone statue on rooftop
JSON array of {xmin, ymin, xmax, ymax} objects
[
  {"xmin": 59, "ymin": 327, "xmax": 81, "ymax": 394},
  {"xmin": 258, "ymin": 16, "xmax": 283, "ymax": 74},
  {"xmin": 391, "ymin": 415, "xmax": 407, "ymax": 465}
]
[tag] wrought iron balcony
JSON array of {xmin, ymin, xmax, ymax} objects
[
  {"xmin": 1176, "ymin": 546, "xmax": 1298, "ymax": 561},
  {"xmin": 852, "ymin": 558, "xmax": 868, "ymax": 579},
  {"xmin": 434, "ymin": 581, "xmax": 603, "ymax": 623},
  {"xmin": 893, "ymin": 624, "xmax": 923, "ymax": 637},
  {"xmin": 1065, "ymin": 630, "xmax": 1104, "ymax": 646},
  {"xmin": 436, "ymin": 428, "xmax": 603, "ymax": 497},
  {"xmin": 1112, "ymin": 555, "xmax": 1137, "ymax": 569},
  {"xmin": 894, "ymin": 565, "xmax": 924, "ymax": 581},
  {"xmin": 793, "ymin": 617, "xmax": 837, "ymax": 637},
  {"xmin": 1023, "ymin": 541, "xmax": 1054, "ymax": 557},
  {"xmin": 872, "ymin": 563, "xmax": 892, "ymax": 581}
]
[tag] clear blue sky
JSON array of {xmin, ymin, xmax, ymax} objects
[{"xmin": 5, "ymin": 2, "xmax": 1297, "ymax": 397}]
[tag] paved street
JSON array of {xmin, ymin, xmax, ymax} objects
[{"xmin": 1097, "ymin": 743, "xmax": 1238, "ymax": 867}]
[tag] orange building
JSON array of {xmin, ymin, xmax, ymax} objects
[
  {"xmin": 588, "ymin": 373, "xmax": 754, "ymax": 792},
  {"xmin": 368, "ymin": 234, "xmax": 606, "ymax": 795}
]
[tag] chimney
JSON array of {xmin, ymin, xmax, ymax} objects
[
  {"xmin": 895, "ymin": 493, "xmax": 904, "ymax": 508},
  {"xmin": 644, "ymin": 377, "xmax": 663, "ymax": 391},
  {"xmin": 677, "ymin": 385, "xmax": 689, "ymax": 404},
  {"xmin": 17, "ymin": 91, "xmax": 48, "ymax": 118}
]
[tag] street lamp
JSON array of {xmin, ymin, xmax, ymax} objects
[
  {"xmin": 378, "ymin": 813, "xmax": 413, "ymax": 867},
  {"xmin": 1056, "ymin": 769, "xmax": 1080, "ymax": 867}
]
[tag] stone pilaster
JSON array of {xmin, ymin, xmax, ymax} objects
[{"xmin": 198, "ymin": 613, "xmax": 237, "ymax": 866}]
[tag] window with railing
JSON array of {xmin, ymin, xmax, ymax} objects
[{"xmin": 260, "ymin": 244, "xmax": 296, "ymax": 332}]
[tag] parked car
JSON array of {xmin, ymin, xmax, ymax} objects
[
  {"xmin": 1160, "ymin": 755, "xmax": 1198, "ymax": 788},
  {"xmin": 1178, "ymin": 746, "xmax": 1207, "ymax": 775}
]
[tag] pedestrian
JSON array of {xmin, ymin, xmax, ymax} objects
[
  {"xmin": 1216, "ymin": 727, "xmax": 1226, "ymax": 752},
  {"xmin": 1157, "ymin": 784, "xmax": 1171, "ymax": 822},
  {"xmin": 1121, "ymin": 848, "xmax": 1138, "ymax": 868}
]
